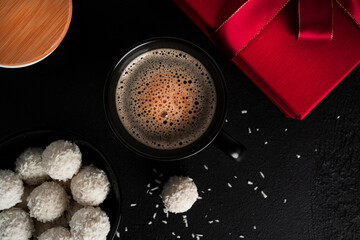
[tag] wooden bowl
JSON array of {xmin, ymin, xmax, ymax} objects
[{"xmin": 0, "ymin": 0, "xmax": 72, "ymax": 68}]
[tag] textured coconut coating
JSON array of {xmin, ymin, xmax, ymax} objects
[
  {"xmin": 38, "ymin": 226, "xmax": 73, "ymax": 240},
  {"xmin": 70, "ymin": 165, "xmax": 110, "ymax": 206},
  {"xmin": 27, "ymin": 181, "xmax": 70, "ymax": 222},
  {"xmin": 15, "ymin": 147, "xmax": 49, "ymax": 185},
  {"xmin": 42, "ymin": 140, "xmax": 82, "ymax": 181},
  {"xmin": 70, "ymin": 206, "xmax": 110, "ymax": 240},
  {"xmin": 0, "ymin": 169, "xmax": 24, "ymax": 210},
  {"xmin": 0, "ymin": 208, "xmax": 34, "ymax": 240},
  {"xmin": 161, "ymin": 176, "xmax": 198, "ymax": 213}
]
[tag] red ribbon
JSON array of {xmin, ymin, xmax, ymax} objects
[{"xmin": 212, "ymin": 0, "xmax": 360, "ymax": 57}]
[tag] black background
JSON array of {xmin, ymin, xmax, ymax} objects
[{"xmin": 1, "ymin": 1, "xmax": 360, "ymax": 239}]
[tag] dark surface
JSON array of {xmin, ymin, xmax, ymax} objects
[{"xmin": 0, "ymin": 1, "xmax": 359, "ymax": 239}]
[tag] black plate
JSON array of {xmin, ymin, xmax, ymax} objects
[{"xmin": 0, "ymin": 129, "xmax": 121, "ymax": 240}]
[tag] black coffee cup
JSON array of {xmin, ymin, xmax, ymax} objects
[{"xmin": 104, "ymin": 37, "xmax": 246, "ymax": 161}]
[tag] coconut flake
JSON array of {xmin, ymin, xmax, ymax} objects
[
  {"xmin": 150, "ymin": 186, "xmax": 159, "ymax": 191},
  {"xmin": 261, "ymin": 190, "xmax": 268, "ymax": 198},
  {"xmin": 183, "ymin": 215, "xmax": 188, "ymax": 227}
]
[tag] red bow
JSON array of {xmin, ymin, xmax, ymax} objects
[{"xmin": 212, "ymin": 0, "xmax": 360, "ymax": 57}]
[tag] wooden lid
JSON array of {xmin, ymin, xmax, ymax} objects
[{"xmin": 0, "ymin": 0, "xmax": 72, "ymax": 67}]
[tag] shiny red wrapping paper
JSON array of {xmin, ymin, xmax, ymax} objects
[{"xmin": 173, "ymin": 0, "xmax": 360, "ymax": 119}]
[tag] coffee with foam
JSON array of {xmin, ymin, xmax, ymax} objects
[{"xmin": 115, "ymin": 48, "xmax": 216, "ymax": 150}]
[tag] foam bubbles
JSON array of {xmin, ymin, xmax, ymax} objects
[{"xmin": 115, "ymin": 48, "xmax": 216, "ymax": 150}]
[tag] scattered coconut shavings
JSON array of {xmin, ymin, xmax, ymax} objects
[
  {"xmin": 116, "ymin": 231, "xmax": 120, "ymax": 238},
  {"xmin": 197, "ymin": 196, "xmax": 202, "ymax": 200},
  {"xmin": 201, "ymin": 190, "xmax": 205, "ymax": 194},
  {"xmin": 177, "ymin": 236, "xmax": 181, "ymax": 239},
  {"xmin": 259, "ymin": 171, "xmax": 265, "ymax": 179},
  {"xmin": 214, "ymin": 219, "xmax": 220, "ymax": 223},
  {"xmin": 192, "ymin": 233, "xmax": 195, "ymax": 238},
  {"xmin": 130, "ymin": 203, "xmax": 137, "ymax": 207},
  {"xmin": 196, "ymin": 233, "xmax": 204, "ymax": 240},
  {"xmin": 247, "ymin": 181, "xmax": 253, "ymax": 185},
  {"xmin": 239, "ymin": 235, "xmax": 245, "ymax": 238},
  {"xmin": 172, "ymin": 232, "xmax": 176, "ymax": 236},
  {"xmin": 183, "ymin": 215, "xmax": 188, "ymax": 227},
  {"xmin": 241, "ymin": 110, "xmax": 247, "ymax": 114},
  {"xmin": 315, "ymin": 148, "xmax": 318, "ymax": 152},
  {"xmin": 203, "ymin": 165, "xmax": 208, "ymax": 170},
  {"xmin": 155, "ymin": 179, "xmax": 161, "ymax": 184},
  {"xmin": 234, "ymin": 175, "xmax": 238, "ymax": 179},
  {"xmin": 208, "ymin": 188, "xmax": 211, "ymax": 191},
  {"xmin": 227, "ymin": 182, "xmax": 232, "ymax": 188},
  {"xmin": 150, "ymin": 186, "xmax": 159, "ymax": 191},
  {"xmin": 248, "ymin": 128, "xmax": 252, "ymax": 134},
  {"xmin": 147, "ymin": 183, "xmax": 151, "ymax": 188},
  {"xmin": 337, "ymin": 115, "xmax": 340, "ymax": 119},
  {"xmin": 253, "ymin": 225, "xmax": 257, "ymax": 230},
  {"xmin": 284, "ymin": 199, "xmax": 287, "ymax": 203},
  {"xmin": 225, "ymin": 119, "xmax": 229, "ymax": 123},
  {"xmin": 156, "ymin": 204, "xmax": 159, "ymax": 208},
  {"xmin": 261, "ymin": 190, "xmax": 268, "ymax": 198},
  {"xmin": 163, "ymin": 208, "xmax": 169, "ymax": 218},
  {"xmin": 153, "ymin": 213, "xmax": 157, "ymax": 219},
  {"xmin": 254, "ymin": 186, "xmax": 258, "ymax": 191},
  {"xmin": 125, "ymin": 227, "xmax": 128, "ymax": 232},
  {"xmin": 285, "ymin": 128, "xmax": 288, "ymax": 132},
  {"xmin": 162, "ymin": 220, "xmax": 167, "ymax": 224},
  {"xmin": 148, "ymin": 221, "xmax": 152, "ymax": 225},
  {"xmin": 148, "ymin": 191, "xmax": 153, "ymax": 195},
  {"xmin": 153, "ymin": 169, "xmax": 158, "ymax": 174},
  {"xmin": 256, "ymin": 128, "xmax": 259, "ymax": 132},
  {"xmin": 296, "ymin": 154, "xmax": 301, "ymax": 159},
  {"xmin": 264, "ymin": 141, "xmax": 268, "ymax": 145},
  {"xmin": 208, "ymin": 220, "xmax": 213, "ymax": 224}
]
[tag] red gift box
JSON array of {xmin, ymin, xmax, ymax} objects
[{"xmin": 173, "ymin": 0, "xmax": 360, "ymax": 119}]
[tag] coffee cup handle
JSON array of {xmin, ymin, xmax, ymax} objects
[{"xmin": 214, "ymin": 130, "xmax": 246, "ymax": 162}]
